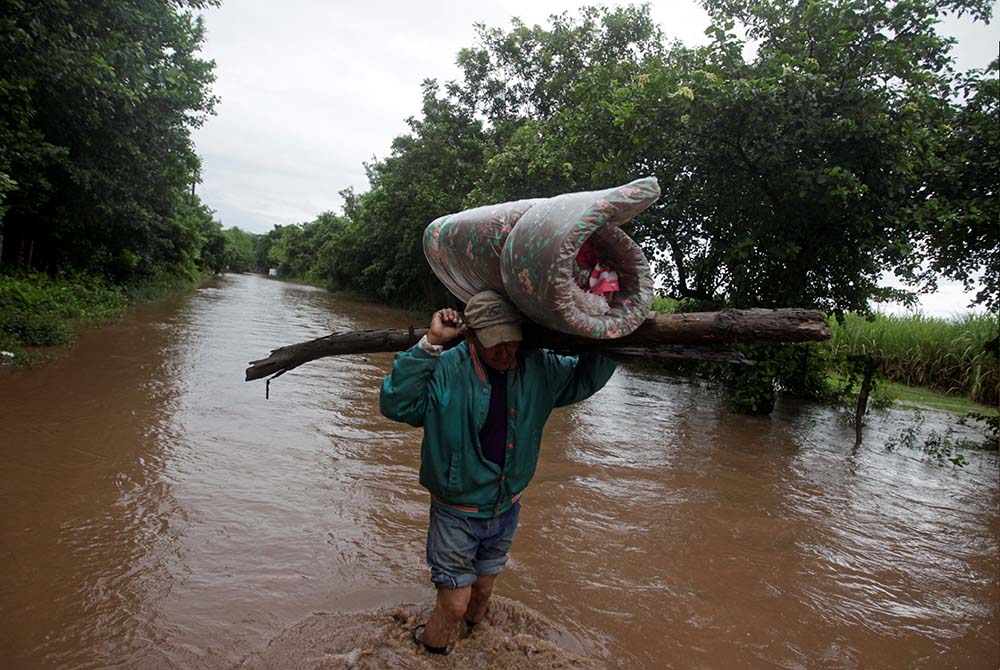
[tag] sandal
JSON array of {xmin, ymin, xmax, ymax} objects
[{"xmin": 412, "ymin": 623, "xmax": 450, "ymax": 655}]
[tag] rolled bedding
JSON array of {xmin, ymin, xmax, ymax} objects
[
  {"xmin": 423, "ymin": 199, "xmax": 542, "ymax": 303},
  {"xmin": 423, "ymin": 177, "xmax": 659, "ymax": 339}
]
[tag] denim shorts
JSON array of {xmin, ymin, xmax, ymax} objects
[{"xmin": 426, "ymin": 501, "xmax": 521, "ymax": 590}]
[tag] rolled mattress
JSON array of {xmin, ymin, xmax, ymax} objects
[{"xmin": 423, "ymin": 177, "xmax": 659, "ymax": 339}]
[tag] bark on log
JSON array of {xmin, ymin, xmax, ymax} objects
[{"xmin": 246, "ymin": 308, "xmax": 829, "ymax": 382}]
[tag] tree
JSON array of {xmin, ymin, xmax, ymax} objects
[
  {"xmin": 438, "ymin": 1, "xmax": 994, "ymax": 411},
  {"xmin": 448, "ymin": 1, "xmax": 994, "ymax": 315},
  {"xmin": 0, "ymin": 0, "xmax": 219, "ymax": 280},
  {"xmin": 688, "ymin": 0, "xmax": 995, "ymax": 313},
  {"xmin": 917, "ymin": 60, "xmax": 999, "ymax": 312},
  {"xmin": 222, "ymin": 227, "xmax": 257, "ymax": 273}
]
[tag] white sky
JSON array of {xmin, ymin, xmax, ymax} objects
[{"xmin": 192, "ymin": 0, "xmax": 998, "ymax": 315}]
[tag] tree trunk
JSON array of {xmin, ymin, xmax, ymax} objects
[{"xmin": 246, "ymin": 308, "xmax": 830, "ymax": 382}]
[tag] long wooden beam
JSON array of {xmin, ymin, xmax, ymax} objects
[{"xmin": 245, "ymin": 308, "xmax": 829, "ymax": 382}]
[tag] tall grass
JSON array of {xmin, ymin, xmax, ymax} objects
[{"xmin": 829, "ymin": 312, "xmax": 999, "ymax": 406}]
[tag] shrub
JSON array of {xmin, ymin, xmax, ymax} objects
[{"xmin": 0, "ymin": 272, "xmax": 127, "ymax": 348}]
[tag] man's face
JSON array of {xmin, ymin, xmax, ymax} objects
[{"xmin": 471, "ymin": 333, "xmax": 520, "ymax": 371}]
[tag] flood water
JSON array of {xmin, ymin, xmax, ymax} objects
[{"xmin": 1, "ymin": 273, "xmax": 997, "ymax": 669}]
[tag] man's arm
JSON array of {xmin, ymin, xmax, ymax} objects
[
  {"xmin": 379, "ymin": 308, "xmax": 466, "ymax": 426},
  {"xmin": 542, "ymin": 350, "xmax": 617, "ymax": 408}
]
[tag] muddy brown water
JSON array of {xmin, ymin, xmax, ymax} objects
[{"xmin": 0, "ymin": 273, "xmax": 997, "ymax": 669}]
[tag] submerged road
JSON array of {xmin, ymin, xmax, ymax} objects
[{"xmin": 0, "ymin": 273, "xmax": 996, "ymax": 669}]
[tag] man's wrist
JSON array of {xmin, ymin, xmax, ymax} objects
[{"xmin": 417, "ymin": 335, "xmax": 443, "ymax": 356}]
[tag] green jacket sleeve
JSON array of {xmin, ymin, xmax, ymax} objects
[
  {"xmin": 379, "ymin": 346, "xmax": 443, "ymax": 427},
  {"xmin": 542, "ymin": 350, "xmax": 617, "ymax": 408}
]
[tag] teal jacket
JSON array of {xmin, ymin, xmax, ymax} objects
[{"xmin": 380, "ymin": 341, "xmax": 616, "ymax": 518}]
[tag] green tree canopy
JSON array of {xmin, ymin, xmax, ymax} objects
[
  {"xmin": 0, "ymin": 0, "xmax": 219, "ymax": 281},
  {"xmin": 444, "ymin": 0, "xmax": 995, "ymax": 314}
]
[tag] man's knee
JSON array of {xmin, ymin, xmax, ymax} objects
[
  {"xmin": 436, "ymin": 586, "xmax": 472, "ymax": 621},
  {"xmin": 471, "ymin": 574, "xmax": 496, "ymax": 600}
]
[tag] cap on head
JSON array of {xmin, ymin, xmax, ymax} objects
[{"xmin": 464, "ymin": 290, "xmax": 523, "ymax": 349}]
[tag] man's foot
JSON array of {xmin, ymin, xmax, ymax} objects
[{"xmin": 412, "ymin": 623, "xmax": 449, "ymax": 655}]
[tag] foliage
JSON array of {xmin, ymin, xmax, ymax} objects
[
  {"xmin": 719, "ymin": 343, "xmax": 830, "ymax": 413},
  {"xmin": 958, "ymin": 411, "xmax": 999, "ymax": 449},
  {"xmin": 222, "ymin": 227, "xmax": 257, "ymax": 273},
  {"xmin": 451, "ymin": 6, "xmax": 666, "ymax": 125},
  {"xmin": 0, "ymin": 271, "xmax": 126, "ymax": 347},
  {"xmin": 884, "ymin": 411, "xmax": 975, "ymax": 467},
  {"xmin": 446, "ymin": 0, "xmax": 996, "ymax": 316},
  {"xmin": 917, "ymin": 60, "xmax": 1000, "ymax": 312},
  {"xmin": 0, "ymin": 0, "xmax": 220, "ymax": 282},
  {"xmin": 651, "ymin": 295, "xmax": 679, "ymax": 314},
  {"xmin": 398, "ymin": 2, "xmax": 993, "ymax": 413},
  {"xmin": 720, "ymin": 344, "xmax": 782, "ymax": 413}
]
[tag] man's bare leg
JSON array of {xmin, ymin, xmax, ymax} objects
[
  {"xmin": 421, "ymin": 586, "xmax": 471, "ymax": 649},
  {"xmin": 464, "ymin": 574, "xmax": 497, "ymax": 625}
]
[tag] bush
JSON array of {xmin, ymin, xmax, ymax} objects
[
  {"xmin": 0, "ymin": 310, "xmax": 72, "ymax": 346},
  {"xmin": 0, "ymin": 272, "xmax": 126, "ymax": 348}
]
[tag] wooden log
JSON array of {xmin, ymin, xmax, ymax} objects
[
  {"xmin": 246, "ymin": 308, "xmax": 830, "ymax": 382},
  {"xmin": 522, "ymin": 308, "xmax": 830, "ymax": 350}
]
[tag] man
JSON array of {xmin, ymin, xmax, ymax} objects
[{"xmin": 379, "ymin": 290, "xmax": 617, "ymax": 654}]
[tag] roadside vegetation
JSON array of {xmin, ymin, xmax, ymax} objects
[
  {"xmin": 0, "ymin": 273, "xmax": 125, "ymax": 358},
  {"xmin": 0, "ymin": 270, "xmax": 208, "ymax": 362},
  {"xmin": 650, "ymin": 297, "xmax": 998, "ymax": 415},
  {"xmin": 0, "ymin": 1, "xmax": 225, "ymax": 361}
]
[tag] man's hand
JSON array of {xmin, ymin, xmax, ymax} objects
[{"xmin": 427, "ymin": 308, "xmax": 466, "ymax": 346}]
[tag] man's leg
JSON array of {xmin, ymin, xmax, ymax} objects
[
  {"xmin": 464, "ymin": 574, "xmax": 497, "ymax": 625},
  {"xmin": 421, "ymin": 585, "xmax": 471, "ymax": 649},
  {"xmin": 465, "ymin": 501, "xmax": 520, "ymax": 628}
]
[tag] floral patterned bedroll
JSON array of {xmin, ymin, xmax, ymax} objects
[{"xmin": 423, "ymin": 177, "xmax": 659, "ymax": 339}]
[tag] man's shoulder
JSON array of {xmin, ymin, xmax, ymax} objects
[
  {"xmin": 517, "ymin": 347, "xmax": 562, "ymax": 370},
  {"xmin": 521, "ymin": 347, "xmax": 571, "ymax": 362},
  {"xmin": 438, "ymin": 340, "xmax": 471, "ymax": 367}
]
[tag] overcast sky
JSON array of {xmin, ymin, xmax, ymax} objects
[{"xmin": 191, "ymin": 0, "xmax": 998, "ymax": 315}]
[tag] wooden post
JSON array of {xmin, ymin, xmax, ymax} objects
[{"xmin": 854, "ymin": 356, "xmax": 877, "ymax": 448}]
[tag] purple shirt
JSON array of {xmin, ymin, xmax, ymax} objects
[{"xmin": 479, "ymin": 364, "xmax": 508, "ymax": 469}]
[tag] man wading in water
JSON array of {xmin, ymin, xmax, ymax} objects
[{"xmin": 380, "ymin": 290, "xmax": 616, "ymax": 654}]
